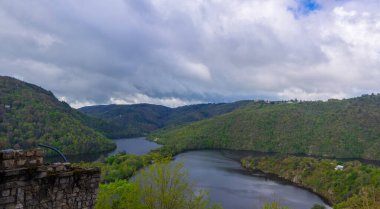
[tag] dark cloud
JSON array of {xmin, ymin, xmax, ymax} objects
[{"xmin": 0, "ymin": 0, "xmax": 380, "ymax": 107}]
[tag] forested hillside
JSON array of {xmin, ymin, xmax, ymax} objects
[
  {"xmin": 80, "ymin": 101, "xmax": 251, "ymax": 138},
  {"xmin": 241, "ymin": 156, "xmax": 380, "ymax": 208},
  {"xmin": 0, "ymin": 76, "xmax": 115, "ymax": 154},
  {"xmin": 80, "ymin": 104, "xmax": 171, "ymax": 138},
  {"xmin": 151, "ymin": 95, "xmax": 380, "ymax": 160}
]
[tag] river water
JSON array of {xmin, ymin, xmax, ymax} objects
[
  {"xmin": 50, "ymin": 137, "xmax": 330, "ymax": 208},
  {"xmin": 107, "ymin": 137, "xmax": 162, "ymax": 155},
  {"xmin": 174, "ymin": 150, "xmax": 330, "ymax": 209},
  {"xmin": 111, "ymin": 138, "xmax": 329, "ymax": 209}
]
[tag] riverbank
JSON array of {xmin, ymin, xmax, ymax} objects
[
  {"xmin": 147, "ymin": 133, "xmax": 380, "ymax": 167},
  {"xmin": 241, "ymin": 155, "xmax": 380, "ymax": 208},
  {"xmin": 74, "ymin": 138, "xmax": 380, "ymax": 208},
  {"xmin": 174, "ymin": 150, "xmax": 329, "ymax": 209},
  {"xmin": 242, "ymin": 167, "xmax": 333, "ymax": 207},
  {"xmin": 75, "ymin": 138, "xmax": 330, "ymax": 208}
]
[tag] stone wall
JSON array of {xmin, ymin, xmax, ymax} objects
[{"xmin": 0, "ymin": 149, "xmax": 100, "ymax": 209}]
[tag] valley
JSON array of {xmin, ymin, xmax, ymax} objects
[{"xmin": 1, "ymin": 76, "xmax": 380, "ymax": 208}]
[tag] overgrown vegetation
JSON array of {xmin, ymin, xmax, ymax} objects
[
  {"xmin": 241, "ymin": 156, "xmax": 380, "ymax": 208},
  {"xmin": 151, "ymin": 95, "xmax": 380, "ymax": 160},
  {"xmin": 76, "ymin": 151, "xmax": 167, "ymax": 183},
  {"xmin": 0, "ymin": 76, "xmax": 115, "ymax": 154},
  {"xmin": 94, "ymin": 160, "xmax": 221, "ymax": 209},
  {"xmin": 262, "ymin": 202, "xmax": 291, "ymax": 209}
]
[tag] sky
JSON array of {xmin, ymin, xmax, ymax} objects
[{"xmin": 1, "ymin": 0, "xmax": 380, "ymax": 108}]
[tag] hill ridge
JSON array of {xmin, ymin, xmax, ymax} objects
[
  {"xmin": 0, "ymin": 76, "xmax": 115, "ymax": 154},
  {"xmin": 151, "ymin": 94, "xmax": 380, "ymax": 160}
]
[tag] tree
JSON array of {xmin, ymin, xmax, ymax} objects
[
  {"xmin": 262, "ymin": 202, "xmax": 291, "ymax": 209},
  {"xmin": 133, "ymin": 162, "xmax": 220, "ymax": 209},
  {"xmin": 95, "ymin": 180, "xmax": 143, "ymax": 209},
  {"xmin": 96, "ymin": 162, "xmax": 220, "ymax": 209},
  {"xmin": 311, "ymin": 204, "xmax": 326, "ymax": 209}
]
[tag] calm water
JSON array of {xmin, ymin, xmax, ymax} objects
[
  {"xmin": 174, "ymin": 150, "xmax": 331, "ymax": 209},
  {"xmin": 48, "ymin": 138, "xmax": 330, "ymax": 208},
  {"xmin": 46, "ymin": 137, "xmax": 161, "ymax": 163},
  {"xmin": 108, "ymin": 137, "xmax": 161, "ymax": 156}
]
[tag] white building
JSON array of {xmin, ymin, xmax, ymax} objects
[{"xmin": 335, "ymin": 165, "xmax": 344, "ymax": 170}]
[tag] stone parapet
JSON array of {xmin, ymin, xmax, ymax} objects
[
  {"xmin": 0, "ymin": 149, "xmax": 44, "ymax": 170},
  {"xmin": 0, "ymin": 149, "xmax": 100, "ymax": 209}
]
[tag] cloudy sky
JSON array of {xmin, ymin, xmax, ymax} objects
[{"xmin": 1, "ymin": 0, "xmax": 380, "ymax": 108}]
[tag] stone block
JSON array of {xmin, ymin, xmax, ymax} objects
[
  {"xmin": 15, "ymin": 181, "xmax": 27, "ymax": 187},
  {"xmin": 59, "ymin": 178, "xmax": 69, "ymax": 184},
  {"xmin": 58, "ymin": 191, "xmax": 65, "ymax": 200},
  {"xmin": 1, "ymin": 150, "xmax": 15, "ymax": 160},
  {"xmin": 16, "ymin": 159, "xmax": 26, "ymax": 167},
  {"xmin": 24, "ymin": 191, "xmax": 32, "ymax": 201},
  {"xmin": 55, "ymin": 165, "xmax": 65, "ymax": 172},
  {"xmin": 14, "ymin": 150, "xmax": 24, "ymax": 158},
  {"xmin": 36, "ymin": 157, "xmax": 43, "ymax": 165},
  {"xmin": 15, "ymin": 203, "xmax": 23, "ymax": 209},
  {"xmin": 0, "ymin": 196, "xmax": 15, "ymax": 204},
  {"xmin": 34, "ymin": 149, "xmax": 44, "ymax": 157},
  {"xmin": 25, "ymin": 151, "xmax": 34, "ymax": 157},
  {"xmin": 11, "ymin": 188, "xmax": 16, "ymax": 196},
  {"xmin": 36, "ymin": 172, "xmax": 47, "ymax": 179},
  {"xmin": 2, "ymin": 160, "xmax": 15, "ymax": 169},
  {"xmin": 58, "ymin": 171, "xmax": 73, "ymax": 177},
  {"xmin": 1, "ymin": 189, "xmax": 10, "ymax": 197},
  {"xmin": 4, "ymin": 203, "xmax": 16, "ymax": 209},
  {"xmin": 28, "ymin": 160, "xmax": 37, "ymax": 166},
  {"xmin": 4, "ymin": 169, "xmax": 23, "ymax": 176},
  {"xmin": 16, "ymin": 188, "xmax": 24, "ymax": 202}
]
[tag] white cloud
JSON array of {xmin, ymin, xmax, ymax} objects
[
  {"xmin": 278, "ymin": 88, "xmax": 347, "ymax": 101},
  {"xmin": 110, "ymin": 94, "xmax": 201, "ymax": 108},
  {"xmin": 59, "ymin": 96, "xmax": 96, "ymax": 109},
  {"xmin": 1, "ymin": 0, "xmax": 380, "ymax": 107},
  {"xmin": 176, "ymin": 56, "xmax": 211, "ymax": 81}
]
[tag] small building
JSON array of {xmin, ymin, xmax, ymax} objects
[{"xmin": 335, "ymin": 165, "xmax": 344, "ymax": 170}]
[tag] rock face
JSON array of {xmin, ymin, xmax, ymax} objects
[{"xmin": 0, "ymin": 149, "xmax": 100, "ymax": 209}]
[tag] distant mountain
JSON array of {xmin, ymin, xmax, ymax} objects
[
  {"xmin": 80, "ymin": 104, "xmax": 171, "ymax": 138},
  {"xmin": 151, "ymin": 95, "xmax": 380, "ymax": 160},
  {"xmin": 79, "ymin": 101, "xmax": 252, "ymax": 138},
  {"xmin": 0, "ymin": 76, "xmax": 115, "ymax": 155}
]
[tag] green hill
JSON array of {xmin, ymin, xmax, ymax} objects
[
  {"xmin": 151, "ymin": 95, "xmax": 380, "ymax": 160},
  {"xmin": 79, "ymin": 104, "xmax": 171, "ymax": 138},
  {"xmin": 0, "ymin": 76, "xmax": 115, "ymax": 155},
  {"xmin": 80, "ymin": 101, "xmax": 251, "ymax": 138},
  {"xmin": 241, "ymin": 155, "xmax": 380, "ymax": 208}
]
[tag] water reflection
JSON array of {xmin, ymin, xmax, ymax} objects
[
  {"xmin": 45, "ymin": 137, "xmax": 161, "ymax": 163},
  {"xmin": 174, "ymin": 150, "xmax": 331, "ymax": 209}
]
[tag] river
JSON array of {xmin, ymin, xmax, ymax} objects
[
  {"xmin": 107, "ymin": 137, "xmax": 162, "ymax": 155},
  {"xmin": 174, "ymin": 150, "xmax": 330, "ymax": 209},
  {"xmin": 110, "ymin": 138, "xmax": 330, "ymax": 209},
  {"xmin": 48, "ymin": 137, "xmax": 330, "ymax": 208}
]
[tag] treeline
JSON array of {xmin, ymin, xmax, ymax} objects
[
  {"xmin": 0, "ymin": 76, "xmax": 115, "ymax": 154},
  {"xmin": 79, "ymin": 101, "xmax": 252, "ymax": 138},
  {"xmin": 241, "ymin": 156, "xmax": 380, "ymax": 208},
  {"xmin": 76, "ymin": 151, "xmax": 166, "ymax": 183},
  {"xmin": 151, "ymin": 94, "xmax": 380, "ymax": 160}
]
